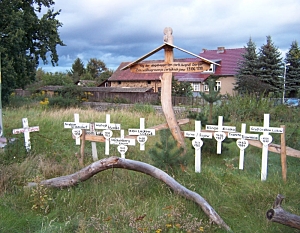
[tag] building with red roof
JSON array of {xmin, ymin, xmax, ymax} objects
[{"xmin": 108, "ymin": 47, "xmax": 245, "ymax": 96}]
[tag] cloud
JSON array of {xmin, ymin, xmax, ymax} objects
[{"xmin": 40, "ymin": 0, "xmax": 300, "ymax": 72}]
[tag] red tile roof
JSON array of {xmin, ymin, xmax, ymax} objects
[
  {"xmin": 109, "ymin": 47, "xmax": 246, "ymax": 83},
  {"xmin": 199, "ymin": 47, "xmax": 246, "ymax": 76}
]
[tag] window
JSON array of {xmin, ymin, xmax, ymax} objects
[
  {"xmin": 215, "ymin": 81, "xmax": 221, "ymax": 91},
  {"xmin": 118, "ymin": 81, "xmax": 121, "ymax": 85},
  {"xmin": 203, "ymin": 83, "xmax": 209, "ymax": 91},
  {"xmin": 147, "ymin": 81, "xmax": 151, "ymax": 84},
  {"xmin": 192, "ymin": 83, "xmax": 200, "ymax": 91},
  {"xmin": 203, "ymin": 81, "xmax": 221, "ymax": 91}
]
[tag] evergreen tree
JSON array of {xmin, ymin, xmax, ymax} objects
[
  {"xmin": 200, "ymin": 75, "xmax": 222, "ymax": 123},
  {"xmin": 258, "ymin": 36, "xmax": 283, "ymax": 95},
  {"xmin": 69, "ymin": 58, "xmax": 85, "ymax": 81},
  {"xmin": 148, "ymin": 129, "xmax": 186, "ymax": 172},
  {"xmin": 285, "ymin": 41, "xmax": 300, "ymax": 97},
  {"xmin": 235, "ymin": 38, "xmax": 265, "ymax": 94}
]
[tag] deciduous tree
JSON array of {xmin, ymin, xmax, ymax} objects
[{"xmin": 0, "ymin": 0, "xmax": 64, "ymax": 103}]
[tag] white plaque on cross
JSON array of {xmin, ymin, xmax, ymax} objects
[
  {"xmin": 64, "ymin": 114, "xmax": 90, "ymax": 145},
  {"xmin": 12, "ymin": 118, "xmax": 39, "ymax": 151},
  {"xmin": 250, "ymin": 114, "xmax": 283, "ymax": 181},
  {"xmin": 110, "ymin": 130, "xmax": 136, "ymax": 158},
  {"xmin": 184, "ymin": 121, "xmax": 212, "ymax": 173},
  {"xmin": 205, "ymin": 116, "xmax": 236, "ymax": 154},
  {"xmin": 228, "ymin": 123, "xmax": 259, "ymax": 170},
  {"xmin": 94, "ymin": 114, "xmax": 121, "ymax": 155},
  {"xmin": 128, "ymin": 118, "xmax": 155, "ymax": 150}
]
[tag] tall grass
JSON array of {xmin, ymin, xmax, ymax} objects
[{"xmin": 0, "ymin": 99, "xmax": 300, "ymax": 232}]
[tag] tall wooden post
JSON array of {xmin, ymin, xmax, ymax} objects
[
  {"xmin": 161, "ymin": 27, "xmax": 186, "ymax": 149},
  {"xmin": 280, "ymin": 125, "xmax": 287, "ymax": 182}
]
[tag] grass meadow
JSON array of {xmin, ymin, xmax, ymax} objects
[{"xmin": 1, "ymin": 99, "xmax": 300, "ymax": 233}]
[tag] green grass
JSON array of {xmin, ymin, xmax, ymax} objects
[{"xmin": 1, "ymin": 103, "xmax": 300, "ymax": 233}]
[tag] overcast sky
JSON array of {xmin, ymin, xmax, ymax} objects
[{"xmin": 39, "ymin": 0, "xmax": 300, "ymax": 73}]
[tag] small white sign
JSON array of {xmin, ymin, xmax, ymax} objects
[
  {"xmin": 137, "ymin": 135, "xmax": 148, "ymax": 145},
  {"xmin": 236, "ymin": 139, "xmax": 249, "ymax": 150},
  {"xmin": 192, "ymin": 139, "xmax": 203, "ymax": 149},
  {"xmin": 72, "ymin": 129, "xmax": 82, "ymax": 139}
]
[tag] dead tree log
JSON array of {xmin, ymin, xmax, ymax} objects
[
  {"xmin": 266, "ymin": 194, "xmax": 300, "ymax": 229},
  {"xmin": 28, "ymin": 156, "xmax": 231, "ymax": 231}
]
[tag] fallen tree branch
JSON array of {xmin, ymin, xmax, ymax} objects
[
  {"xmin": 266, "ymin": 194, "xmax": 300, "ymax": 229},
  {"xmin": 28, "ymin": 156, "xmax": 231, "ymax": 231}
]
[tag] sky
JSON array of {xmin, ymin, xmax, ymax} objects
[{"xmin": 39, "ymin": 0, "xmax": 300, "ymax": 73}]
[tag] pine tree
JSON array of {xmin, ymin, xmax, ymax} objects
[
  {"xmin": 285, "ymin": 41, "xmax": 300, "ymax": 97},
  {"xmin": 69, "ymin": 58, "xmax": 85, "ymax": 81},
  {"xmin": 235, "ymin": 38, "xmax": 266, "ymax": 94},
  {"xmin": 148, "ymin": 129, "xmax": 186, "ymax": 172},
  {"xmin": 258, "ymin": 36, "xmax": 283, "ymax": 96},
  {"xmin": 200, "ymin": 75, "xmax": 222, "ymax": 123}
]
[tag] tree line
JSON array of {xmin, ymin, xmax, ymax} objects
[{"xmin": 235, "ymin": 36, "xmax": 300, "ymax": 98}]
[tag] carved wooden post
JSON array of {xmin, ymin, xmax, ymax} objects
[{"xmin": 161, "ymin": 27, "xmax": 186, "ymax": 149}]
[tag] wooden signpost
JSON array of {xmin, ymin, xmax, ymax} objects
[
  {"xmin": 184, "ymin": 121, "xmax": 212, "ymax": 173},
  {"xmin": 110, "ymin": 130, "xmax": 135, "ymax": 158},
  {"xmin": 64, "ymin": 114, "xmax": 89, "ymax": 145},
  {"xmin": 94, "ymin": 114, "xmax": 121, "ymax": 155},
  {"xmin": 12, "ymin": 118, "xmax": 39, "ymax": 151},
  {"xmin": 121, "ymin": 27, "xmax": 217, "ymax": 150},
  {"xmin": 228, "ymin": 123, "xmax": 259, "ymax": 170},
  {"xmin": 250, "ymin": 114, "xmax": 283, "ymax": 181},
  {"xmin": 128, "ymin": 118, "xmax": 155, "ymax": 150},
  {"xmin": 206, "ymin": 116, "xmax": 236, "ymax": 154}
]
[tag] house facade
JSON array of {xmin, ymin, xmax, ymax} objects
[{"xmin": 108, "ymin": 47, "xmax": 245, "ymax": 96}]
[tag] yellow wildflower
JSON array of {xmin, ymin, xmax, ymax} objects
[{"xmin": 166, "ymin": 223, "xmax": 172, "ymax": 228}]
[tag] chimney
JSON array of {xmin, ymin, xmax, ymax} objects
[
  {"xmin": 202, "ymin": 48, "xmax": 207, "ymax": 53},
  {"xmin": 217, "ymin": 47, "xmax": 225, "ymax": 53}
]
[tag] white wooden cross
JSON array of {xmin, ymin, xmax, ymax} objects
[
  {"xmin": 228, "ymin": 123, "xmax": 259, "ymax": 170},
  {"xmin": 64, "ymin": 113, "xmax": 89, "ymax": 145},
  {"xmin": 86, "ymin": 123, "xmax": 103, "ymax": 161},
  {"xmin": 94, "ymin": 114, "xmax": 121, "ymax": 155},
  {"xmin": 128, "ymin": 118, "xmax": 155, "ymax": 150},
  {"xmin": 110, "ymin": 130, "xmax": 136, "ymax": 158},
  {"xmin": 12, "ymin": 118, "xmax": 39, "ymax": 151},
  {"xmin": 184, "ymin": 121, "xmax": 212, "ymax": 173},
  {"xmin": 250, "ymin": 114, "xmax": 283, "ymax": 181},
  {"xmin": 205, "ymin": 116, "xmax": 236, "ymax": 154}
]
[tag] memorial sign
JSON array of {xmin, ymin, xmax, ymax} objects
[
  {"xmin": 128, "ymin": 118, "xmax": 155, "ymax": 150},
  {"xmin": 64, "ymin": 113, "xmax": 89, "ymax": 145},
  {"xmin": 250, "ymin": 114, "xmax": 283, "ymax": 181},
  {"xmin": 184, "ymin": 121, "xmax": 212, "ymax": 173},
  {"xmin": 94, "ymin": 114, "xmax": 121, "ymax": 155},
  {"xmin": 12, "ymin": 118, "xmax": 39, "ymax": 151},
  {"xmin": 228, "ymin": 123, "xmax": 259, "ymax": 170},
  {"xmin": 130, "ymin": 61, "xmax": 209, "ymax": 73},
  {"xmin": 110, "ymin": 130, "xmax": 136, "ymax": 158},
  {"xmin": 205, "ymin": 116, "xmax": 236, "ymax": 154}
]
